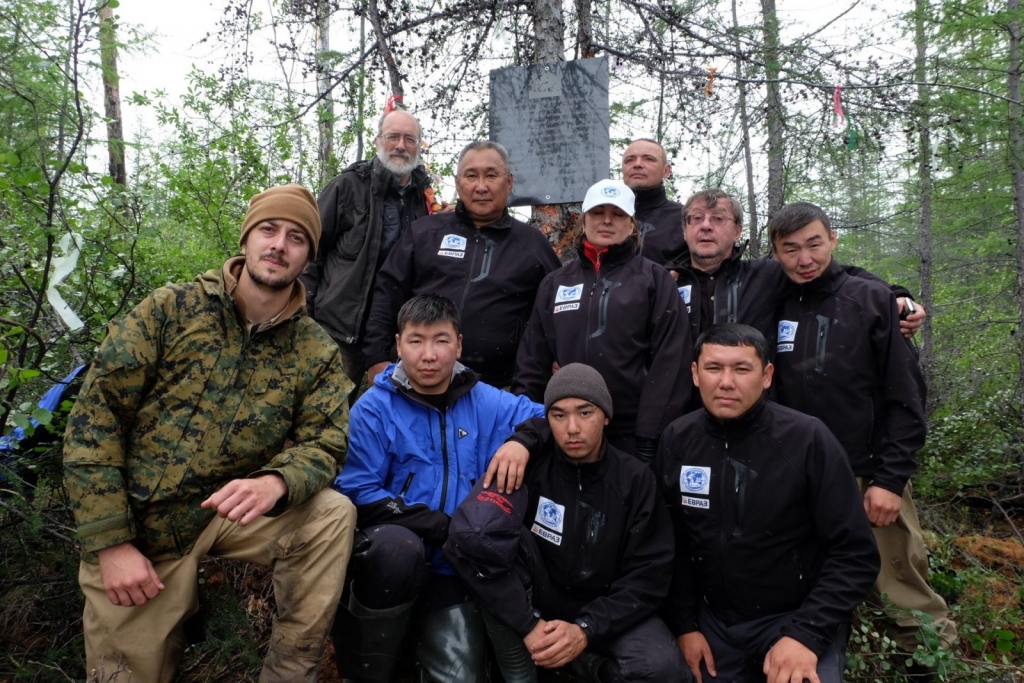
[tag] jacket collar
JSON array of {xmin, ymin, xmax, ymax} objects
[
  {"xmin": 553, "ymin": 438, "xmax": 611, "ymax": 481},
  {"xmin": 782, "ymin": 257, "xmax": 846, "ymax": 299},
  {"xmin": 633, "ymin": 183, "xmax": 669, "ymax": 210},
  {"xmin": 704, "ymin": 397, "xmax": 768, "ymax": 439},
  {"xmin": 206, "ymin": 256, "xmax": 306, "ymax": 332},
  {"xmin": 454, "ymin": 201, "xmax": 512, "ymax": 230},
  {"xmin": 668, "ymin": 239, "xmax": 748, "ymax": 275},
  {"xmin": 385, "ymin": 361, "xmax": 480, "ymax": 410},
  {"xmin": 576, "ymin": 238, "xmax": 637, "ymax": 271}
]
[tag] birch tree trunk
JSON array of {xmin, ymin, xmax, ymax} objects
[
  {"xmin": 315, "ymin": 0, "xmax": 335, "ymax": 187},
  {"xmin": 733, "ymin": 0, "xmax": 760, "ymax": 256}
]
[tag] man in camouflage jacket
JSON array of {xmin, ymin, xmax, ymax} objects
[{"xmin": 64, "ymin": 184, "xmax": 357, "ymax": 683}]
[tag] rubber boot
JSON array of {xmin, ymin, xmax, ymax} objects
[
  {"xmin": 414, "ymin": 601, "xmax": 488, "ymax": 683},
  {"xmin": 481, "ymin": 609, "xmax": 537, "ymax": 683},
  {"xmin": 331, "ymin": 592, "xmax": 415, "ymax": 683},
  {"xmin": 569, "ymin": 650, "xmax": 609, "ymax": 683}
]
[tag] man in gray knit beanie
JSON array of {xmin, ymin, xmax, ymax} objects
[{"xmin": 543, "ymin": 363, "xmax": 613, "ymax": 420}]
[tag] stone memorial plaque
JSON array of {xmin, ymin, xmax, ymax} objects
[{"xmin": 489, "ymin": 57, "xmax": 610, "ymax": 206}]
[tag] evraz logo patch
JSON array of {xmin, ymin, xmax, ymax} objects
[
  {"xmin": 680, "ymin": 466, "xmax": 711, "ymax": 495},
  {"xmin": 777, "ymin": 320, "xmax": 798, "ymax": 353},
  {"xmin": 438, "ymin": 234, "xmax": 467, "ymax": 259},
  {"xmin": 554, "ymin": 283, "xmax": 583, "ymax": 313},
  {"xmin": 678, "ymin": 285, "xmax": 692, "ymax": 305},
  {"xmin": 531, "ymin": 495, "xmax": 565, "ymax": 546}
]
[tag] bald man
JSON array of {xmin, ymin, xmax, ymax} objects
[{"xmin": 622, "ymin": 138, "xmax": 687, "ymax": 266}]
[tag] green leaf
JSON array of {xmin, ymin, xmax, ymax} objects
[{"xmin": 31, "ymin": 408, "xmax": 52, "ymax": 425}]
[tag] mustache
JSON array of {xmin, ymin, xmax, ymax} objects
[{"xmin": 260, "ymin": 252, "xmax": 289, "ymax": 267}]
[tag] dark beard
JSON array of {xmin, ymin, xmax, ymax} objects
[{"xmin": 247, "ymin": 263, "xmax": 293, "ymax": 291}]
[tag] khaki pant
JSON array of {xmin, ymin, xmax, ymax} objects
[
  {"xmin": 858, "ymin": 478, "xmax": 957, "ymax": 652},
  {"xmin": 80, "ymin": 488, "xmax": 356, "ymax": 683}
]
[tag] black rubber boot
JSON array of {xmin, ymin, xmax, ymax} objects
[
  {"xmin": 331, "ymin": 592, "xmax": 415, "ymax": 683},
  {"xmin": 414, "ymin": 601, "xmax": 489, "ymax": 683},
  {"xmin": 480, "ymin": 609, "xmax": 537, "ymax": 683},
  {"xmin": 569, "ymin": 650, "xmax": 609, "ymax": 683}
]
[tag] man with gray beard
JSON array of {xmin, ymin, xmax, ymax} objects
[{"xmin": 302, "ymin": 109, "xmax": 436, "ymax": 393}]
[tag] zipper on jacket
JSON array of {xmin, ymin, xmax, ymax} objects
[
  {"xmin": 726, "ymin": 278, "xmax": 739, "ymax": 323},
  {"xmin": 814, "ymin": 314, "xmax": 833, "ymax": 374},
  {"xmin": 589, "ymin": 279, "xmax": 622, "ymax": 340},
  {"xmin": 438, "ymin": 410, "xmax": 450, "ymax": 512},
  {"xmin": 399, "ymin": 473, "xmax": 415, "ymax": 497},
  {"xmin": 470, "ymin": 235, "xmax": 495, "ymax": 283},
  {"xmin": 457, "ymin": 234, "xmax": 480, "ymax": 310},
  {"xmin": 728, "ymin": 457, "xmax": 757, "ymax": 539}
]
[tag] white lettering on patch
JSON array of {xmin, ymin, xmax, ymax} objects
[
  {"xmin": 682, "ymin": 496, "xmax": 710, "ymax": 509},
  {"xmin": 531, "ymin": 523, "xmax": 562, "ymax": 545},
  {"xmin": 554, "ymin": 303, "xmax": 580, "ymax": 313}
]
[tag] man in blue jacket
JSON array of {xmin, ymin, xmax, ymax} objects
[{"xmin": 333, "ymin": 293, "xmax": 544, "ymax": 682}]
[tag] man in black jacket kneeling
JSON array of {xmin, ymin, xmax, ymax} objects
[
  {"xmin": 656, "ymin": 324, "xmax": 880, "ymax": 683},
  {"xmin": 444, "ymin": 364, "xmax": 686, "ymax": 683}
]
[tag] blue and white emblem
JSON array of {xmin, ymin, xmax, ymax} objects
[
  {"xmin": 602, "ymin": 186, "xmax": 620, "ymax": 198},
  {"xmin": 438, "ymin": 234, "xmax": 467, "ymax": 258},
  {"xmin": 680, "ymin": 466, "xmax": 711, "ymax": 495},
  {"xmin": 535, "ymin": 496, "xmax": 565, "ymax": 533},
  {"xmin": 555, "ymin": 284, "xmax": 584, "ymax": 303},
  {"xmin": 678, "ymin": 285, "xmax": 692, "ymax": 305},
  {"xmin": 554, "ymin": 283, "xmax": 583, "ymax": 313},
  {"xmin": 777, "ymin": 320, "xmax": 798, "ymax": 353}
]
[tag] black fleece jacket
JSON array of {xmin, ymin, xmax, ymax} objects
[
  {"xmin": 772, "ymin": 258, "xmax": 926, "ymax": 495},
  {"xmin": 511, "ymin": 239, "xmax": 692, "ymax": 440},
  {"xmin": 448, "ymin": 420, "xmax": 675, "ymax": 646},
  {"xmin": 635, "ymin": 184, "xmax": 687, "ymax": 266},
  {"xmin": 656, "ymin": 399, "xmax": 880, "ymax": 658},
  {"xmin": 362, "ymin": 203, "xmax": 561, "ymax": 386}
]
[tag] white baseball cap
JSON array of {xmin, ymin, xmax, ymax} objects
[{"xmin": 581, "ymin": 179, "xmax": 636, "ymax": 217}]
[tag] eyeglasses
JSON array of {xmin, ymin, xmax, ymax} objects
[
  {"xmin": 382, "ymin": 132, "xmax": 420, "ymax": 147},
  {"xmin": 685, "ymin": 214, "xmax": 735, "ymax": 227}
]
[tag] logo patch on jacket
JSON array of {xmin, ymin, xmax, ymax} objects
[
  {"xmin": 554, "ymin": 284, "xmax": 583, "ymax": 313},
  {"xmin": 678, "ymin": 285, "xmax": 692, "ymax": 306},
  {"xmin": 438, "ymin": 234, "xmax": 467, "ymax": 258},
  {"xmin": 531, "ymin": 496, "xmax": 565, "ymax": 545},
  {"xmin": 680, "ymin": 466, "xmax": 711, "ymax": 495},
  {"xmin": 458, "ymin": 428, "xmax": 468, "ymax": 439},
  {"xmin": 777, "ymin": 320, "xmax": 798, "ymax": 353}
]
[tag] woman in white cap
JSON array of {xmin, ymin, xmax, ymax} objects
[{"xmin": 511, "ymin": 179, "xmax": 693, "ymax": 462}]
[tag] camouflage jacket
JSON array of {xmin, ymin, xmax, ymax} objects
[{"xmin": 64, "ymin": 257, "xmax": 352, "ymax": 562}]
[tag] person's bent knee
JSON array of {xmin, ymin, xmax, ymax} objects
[{"xmin": 349, "ymin": 524, "xmax": 429, "ymax": 608}]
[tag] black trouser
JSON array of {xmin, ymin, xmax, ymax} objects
[
  {"xmin": 515, "ymin": 530, "xmax": 687, "ymax": 682},
  {"xmin": 696, "ymin": 603, "xmax": 848, "ymax": 683}
]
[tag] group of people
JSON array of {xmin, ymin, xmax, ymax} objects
[{"xmin": 60, "ymin": 106, "xmax": 954, "ymax": 683}]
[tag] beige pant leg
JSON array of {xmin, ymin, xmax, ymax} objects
[
  {"xmin": 207, "ymin": 488, "xmax": 356, "ymax": 683},
  {"xmin": 80, "ymin": 531, "xmax": 209, "ymax": 683},
  {"xmin": 858, "ymin": 478, "xmax": 957, "ymax": 652}
]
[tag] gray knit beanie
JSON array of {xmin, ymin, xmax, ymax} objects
[{"xmin": 543, "ymin": 363, "xmax": 614, "ymax": 419}]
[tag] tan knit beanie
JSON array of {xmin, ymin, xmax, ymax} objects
[{"xmin": 239, "ymin": 184, "xmax": 322, "ymax": 259}]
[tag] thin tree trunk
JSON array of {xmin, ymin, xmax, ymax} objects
[
  {"xmin": 357, "ymin": 13, "xmax": 366, "ymax": 160},
  {"xmin": 98, "ymin": 3, "xmax": 126, "ymax": 185},
  {"xmin": 315, "ymin": 0, "xmax": 334, "ymax": 187},
  {"xmin": 576, "ymin": 0, "xmax": 595, "ymax": 58},
  {"xmin": 733, "ymin": 0, "xmax": 759, "ymax": 256},
  {"xmin": 534, "ymin": 0, "xmax": 564, "ymax": 63},
  {"xmin": 914, "ymin": 0, "xmax": 935, "ymax": 401},
  {"xmin": 1007, "ymin": 0, "xmax": 1024, "ymax": 413},
  {"xmin": 761, "ymin": 0, "xmax": 784, "ymax": 217},
  {"xmin": 366, "ymin": 0, "xmax": 403, "ymax": 97},
  {"xmin": 530, "ymin": 0, "xmax": 570, "ymax": 253}
]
